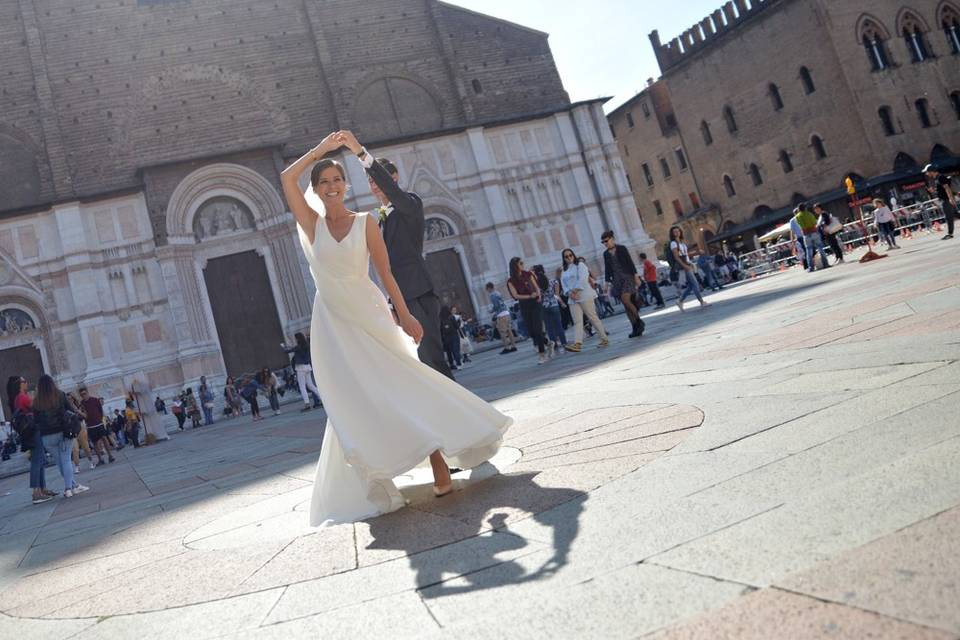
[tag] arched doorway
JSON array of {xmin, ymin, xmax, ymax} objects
[
  {"xmin": 163, "ymin": 164, "xmax": 309, "ymax": 381},
  {"xmin": 0, "ymin": 307, "xmax": 46, "ymax": 421},
  {"xmin": 422, "ymin": 215, "xmax": 475, "ymax": 317}
]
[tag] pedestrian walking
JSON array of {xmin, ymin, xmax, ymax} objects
[
  {"xmin": 78, "ymin": 387, "xmax": 114, "ymax": 464},
  {"xmin": 223, "ymin": 377, "xmax": 244, "ymax": 417},
  {"xmin": 793, "ymin": 204, "xmax": 830, "ymax": 272},
  {"xmin": 601, "ymin": 230, "xmax": 644, "ymax": 337},
  {"xmin": 154, "ymin": 396, "xmax": 167, "ymax": 415},
  {"xmin": 66, "ymin": 391, "xmax": 96, "ymax": 472},
  {"xmin": 872, "ymin": 199, "xmax": 900, "ymax": 249},
  {"xmin": 669, "ymin": 226, "xmax": 709, "ymax": 312},
  {"xmin": 815, "ymin": 203, "xmax": 845, "ymax": 263},
  {"xmin": 533, "ymin": 264, "xmax": 566, "ymax": 354},
  {"xmin": 560, "ymin": 248, "xmax": 609, "ymax": 352},
  {"xmin": 554, "ymin": 267, "xmax": 574, "ymax": 329},
  {"xmin": 32, "ymin": 375, "xmax": 89, "ymax": 498},
  {"xmin": 439, "ymin": 306, "xmax": 463, "ymax": 371},
  {"xmin": 283, "ymin": 333, "xmax": 322, "ymax": 412},
  {"xmin": 639, "ymin": 253, "xmax": 665, "ymax": 308},
  {"xmin": 924, "ymin": 164, "xmax": 956, "ymax": 240},
  {"xmin": 507, "ymin": 257, "xmax": 549, "ymax": 365},
  {"xmin": 486, "ymin": 282, "xmax": 517, "ymax": 354}
]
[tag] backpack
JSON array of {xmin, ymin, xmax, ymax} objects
[{"xmin": 664, "ymin": 241, "xmax": 680, "ymax": 282}]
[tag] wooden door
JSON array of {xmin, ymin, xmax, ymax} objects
[
  {"xmin": 0, "ymin": 343, "xmax": 44, "ymax": 421},
  {"xmin": 203, "ymin": 251, "xmax": 287, "ymax": 378},
  {"xmin": 425, "ymin": 249, "xmax": 474, "ymax": 317}
]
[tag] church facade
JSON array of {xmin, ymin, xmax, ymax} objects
[{"xmin": 0, "ymin": 0, "xmax": 648, "ymax": 417}]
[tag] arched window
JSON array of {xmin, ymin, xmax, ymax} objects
[
  {"xmin": 723, "ymin": 106, "xmax": 738, "ymax": 133},
  {"xmin": 860, "ymin": 18, "xmax": 893, "ymax": 70},
  {"xmin": 779, "ymin": 150, "xmax": 794, "ymax": 173},
  {"xmin": 901, "ymin": 12, "xmax": 933, "ymax": 62},
  {"xmin": 749, "ymin": 163, "xmax": 763, "ymax": 186},
  {"xmin": 944, "ymin": 6, "xmax": 960, "ymax": 54},
  {"xmin": 768, "ymin": 83, "xmax": 784, "ymax": 111},
  {"xmin": 701, "ymin": 120, "xmax": 713, "ymax": 145},
  {"xmin": 723, "ymin": 174, "xmax": 736, "ymax": 197},
  {"xmin": 878, "ymin": 106, "xmax": 896, "ymax": 135},
  {"xmin": 799, "ymin": 66, "xmax": 816, "ymax": 94},
  {"xmin": 472, "ymin": 79, "xmax": 482, "ymax": 94},
  {"xmin": 753, "ymin": 205, "xmax": 773, "ymax": 220},
  {"xmin": 811, "ymin": 135, "xmax": 827, "ymax": 160},
  {"xmin": 915, "ymin": 98, "xmax": 933, "ymax": 127},
  {"xmin": 893, "ymin": 151, "xmax": 918, "ymax": 172},
  {"xmin": 951, "ymin": 91, "xmax": 960, "ymax": 120}
]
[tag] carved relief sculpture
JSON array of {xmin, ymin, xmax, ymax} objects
[{"xmin": 193, "ymin": 197, "xmax": 255, "ymax": 242}]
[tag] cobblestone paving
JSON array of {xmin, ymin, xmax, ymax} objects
[{"xmin": 1, "ymin": 234, "xmax": 958, "ymax": 639}]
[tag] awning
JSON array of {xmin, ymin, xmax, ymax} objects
[{"xmin": 757, "ymin": 221, "xmax": 793, "ymax": 243}]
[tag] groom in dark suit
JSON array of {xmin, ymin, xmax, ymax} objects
[{"xmin": 337, "ymin": 130, "xmax": 453, "ymax": 380}]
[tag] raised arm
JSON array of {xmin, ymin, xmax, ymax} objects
[
  {"xmin": 280, "ymin": 132, "xmax": 342, "ymax": 245},
  {"xmin": 365, "ymin": 216, "xmax": 424, "ymax": 344},
  {"xmin": 337, "ymin": 130, "xmax": 421, "ymax": 214}
]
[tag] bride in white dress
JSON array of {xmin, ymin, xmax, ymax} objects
[{"xmin": 280, "ymin": 132, "xmax": 513, "ymax": 527}]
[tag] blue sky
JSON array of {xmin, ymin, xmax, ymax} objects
[{"xmin": 446, "ymin": 0, "xmax": 723, "ymax": 112}]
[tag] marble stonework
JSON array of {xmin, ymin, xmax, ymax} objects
[{"xmin": 0, "ymin": 103, "xmax": 651, "ymax": 417}]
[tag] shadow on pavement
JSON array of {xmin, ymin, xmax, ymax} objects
[{"xmin": 365, "ymin": 471, "xmax": 585, "ymax": 598}]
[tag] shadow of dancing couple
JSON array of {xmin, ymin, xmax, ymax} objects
[{"xmin": 365, "ymin": 471, "xmax": 586, "ymax": 598}]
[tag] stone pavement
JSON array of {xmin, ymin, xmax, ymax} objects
[{"xmin": 1, "ymin": 234, "xmax": 959, "ymax": 639}]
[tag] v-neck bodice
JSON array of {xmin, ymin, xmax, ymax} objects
[{"xmin": 305, "ymin": 212, "xmax": 370, "ymax": 281}]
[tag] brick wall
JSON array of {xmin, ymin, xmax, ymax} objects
[{"xmin": 1, "ymin": 0, "xmax": 571, "ymax": 214}]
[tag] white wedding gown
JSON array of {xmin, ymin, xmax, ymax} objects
[{"xmin": 299, "ymin": 210, "xmax": 512, "ymax": 527}]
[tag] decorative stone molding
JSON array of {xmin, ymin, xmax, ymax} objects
[{"xmin": 165, "ymin": 163, "xmax": 285, "ymax": 240}]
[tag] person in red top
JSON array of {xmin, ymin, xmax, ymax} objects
[
  {"xmin": 639, "ymin": 253, "xmax": 665, "ymax": 309},
  {"xmin": 78, "ymin": 387, "xmax": 115, "ymax": 465},
  {"xmin": 5, "ymin": 375, "xmax": 54, "ymax": 504},
  {"xmin": 506, "ymin": 256, "xmax": 549, "ymax": 365}
]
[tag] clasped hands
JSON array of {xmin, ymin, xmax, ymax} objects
[{"xmin": 313, "ymin": 130, "xmax": 364, "ymax": 158}]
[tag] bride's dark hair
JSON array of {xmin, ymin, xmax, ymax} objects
[{"xmin": 310, "ymin": 159, "xmax": 346, "ymax": 187}]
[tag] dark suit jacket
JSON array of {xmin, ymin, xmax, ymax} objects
[
  {"xmin": 366, "ymin": 158, "xmax": 435, "ymax": 302},
  {"xmin": 603, "ymin": 244, "xmax": 638, "ymax": 283}
]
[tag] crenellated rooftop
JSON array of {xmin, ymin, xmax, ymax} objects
[{"xmin": 649, "ymin": 0, "xmax": 787, "ymax": 74}]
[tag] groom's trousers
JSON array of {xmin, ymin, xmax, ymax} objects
[{"xmin": 406, "ymin": 291, "xmax": 454, "ymax": 380}]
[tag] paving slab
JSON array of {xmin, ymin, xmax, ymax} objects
[
  {"xmin": 778, "ymin": 506, "xmax": 960, "ymax": 634},
  {"xmin": 645, "ymin": 587, "xmax": 954, "ymax": 640},
  {"xmin": 0, "ymin": 234, "xmax": 957, "ymax": 638}
]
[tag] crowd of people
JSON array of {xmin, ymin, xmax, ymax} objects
[{"xmin": 476, "ymin": 228, "xmax": 736, "ymax": 364}]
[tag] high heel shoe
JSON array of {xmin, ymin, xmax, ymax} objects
[{"xmin": 433, "ymin": 484, "xmax": 453, "ymax": 497}]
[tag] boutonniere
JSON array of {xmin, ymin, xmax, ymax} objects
[{"xmin": 377, "ymin": 206, "xmax": 388, "ymax": 224}]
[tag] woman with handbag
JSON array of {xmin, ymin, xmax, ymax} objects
[
  {"xmin": 199, "ymin": 383, "xmax": 216, "ymax": 426},
  {"xmin": 815, "ymin": 203, "xmax": 845, "ymax": 263},
  {"xmin": 33, "ymin": 375, "xmax": 89, "ymax": 498},
  {"xmin": 7, "ymin": 375, "xmax": 56, "ymax": 504}
]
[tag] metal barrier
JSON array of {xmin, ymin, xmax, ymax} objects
[{"xmin": 739, "ymin": 199, "xmax": 949, "ymax": 278}]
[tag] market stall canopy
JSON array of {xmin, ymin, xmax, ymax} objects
[{"xmin": 758, "ymin": 221, "xmax": 793, "ymax": 243}]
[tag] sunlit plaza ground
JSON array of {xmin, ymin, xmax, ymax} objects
[{"xmin": 2, "ymin": 233, "xmax": 959, "ymax": 639}]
